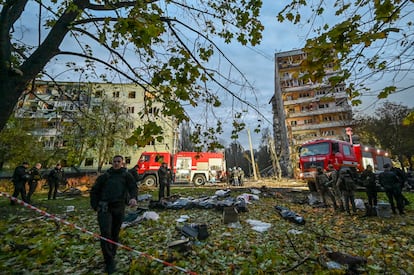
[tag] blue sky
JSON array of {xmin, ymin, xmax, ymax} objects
[
  {"xmin": 17, "ymin": 1, "xmax": 414, "ymax": 150},
  {"xmin": 215, "ymin": 1, "xmax": 414, "ymax": 149}
]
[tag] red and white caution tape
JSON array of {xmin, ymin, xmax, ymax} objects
[{"xmin": 0, "ymin": 191, "xmax": 198, "ymax": 275}]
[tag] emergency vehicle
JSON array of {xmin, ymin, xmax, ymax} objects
[
  {"xmin": 298, "ymin": 138, "xmax": 391, "ymax": 182},
  {"xmin": 136, "ymin": 151, "xmax": 226, "ymax": 186}
]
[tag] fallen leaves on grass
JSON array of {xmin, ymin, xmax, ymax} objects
[{"xmin": 0, "ymin": 187, "xmax": 413, "ymax": 274}]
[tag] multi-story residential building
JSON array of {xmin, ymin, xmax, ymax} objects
[
  {"xmin": 14, "ymin": 81, "xmax": 177, "ymax": 170},
  {"xmin": 272, "ymin": 49, "xmax": 353, "ymax": 177}
]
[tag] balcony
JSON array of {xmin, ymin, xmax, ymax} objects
[
  {"xmin": 283, "ymin": 91, "xmax": 348, "ymax": 105},
  {"xmin": 291, "ymin": 120, "xmax": 352, "ymax": 131},
  {"xmin": 287, "ymin": 105, "xmax": 352, "ymax": 118},
  {"xmin": 31, "ymin": 128, "xmax": 59, "ymax": 136}
]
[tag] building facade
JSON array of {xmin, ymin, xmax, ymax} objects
[
  {"xmin": 14, "ymin": 81, "xmax": 177, "ymax": 170},
  {"xmin": 272, "ymin": 49, "xmax": 353, "ymax": 177}
]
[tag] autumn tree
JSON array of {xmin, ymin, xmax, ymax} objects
[
  {"xmin": 0, "ymin": 0, "xmax": 264, "ymax": 147},
  {"xmin": 355, "ymin": 101, "xmax": 414, "ymax": 170},
  {"xmin": 278, "ymin": 1, "xmax": 414, "ymax": 106},
  {"xmin": 0, "ymin": 117, "xmax": 46, "ymax": 169},
  {"xmin": 65, "ymin": 96, "xmax": 132, "ymax": 172}
]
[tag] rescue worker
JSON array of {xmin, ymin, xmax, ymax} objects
[
  {"xmin": 361, "ymin": 164, "xmax": 377, "ymax": 216},
  {"xmin": 47, "ymin": 163, "xmax": 65, "ymax": 200},
  {"xmin": 128, "ymin": 164, "xmax": 140, "ymax": 185},
  {"xmin": 232, "ymin": 167, "xmax": 239, "ymax": 186},
  {"xmin": 326, "ymin": 164, "xmax": 344, "ymax": 211},
  {"xmin": 90, "ymin": 155, "xmax": 138, "ymax": 274},
  {"xmin": 10, "ymin": 161, "xmax": 30, "ymax": 205},
  {"xmin": 27, "ymin": 163, "xmax": 42, "ymax": 203},
  {"xmin": 157, "ymin": 162, "xmax": 168, "ymax": 201},
  {"xmin": 379, "ymin": 163, "xmax": 404, "ymax": 215},
  {"xmin": 391, "ymin": 165, "xmax": 410, "ymax": 206},
  {"xmin": 237, "ymin": 167, "xmax": 245, "ymax": 186},
  {"xmin": 337, "ymin": 169, "xmax": 357, "ymax": 215},
  {"xmin": 315, "ymin": 166, "xmax": 337, "ymax": 209}
]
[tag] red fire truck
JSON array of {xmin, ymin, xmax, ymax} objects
[
  {"xmin": 298, "ymin": 138, "xmax": 391, "ymax": 182},
  {"xmin": 136, "ymin": 151, "xmax": 226, "ymax": 186}
]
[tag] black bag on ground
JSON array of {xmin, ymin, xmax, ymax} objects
[{"xmin": 179, "ymin": 223, "xmax": 209, "ymax": 240}]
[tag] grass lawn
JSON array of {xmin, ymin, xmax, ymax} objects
[{"xmin": 1, "ymin": 181, "xmax": 413, "ymax": 274}]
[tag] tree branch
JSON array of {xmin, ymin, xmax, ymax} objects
[
  {"xmin": 56, "ymin": 50, "xmax": 150, "ymax": 91},
  {"xmin": 166, "ymin": 19, "xmax": 271, "ymax": 124},
  {"xmin": 19, "ymin": 0, "xmax": 86, "ymax": 83},
  {"xmin": 71, "ymin": 26, "xmax": 151, "ymax": 88},
  {"xmin": 0, "ymin": 0, "xmax": 28, "ymax": 72}
]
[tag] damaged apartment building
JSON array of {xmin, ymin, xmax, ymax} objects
[
  {"xmin": 271, "ymin": 49, "xmax": 353, "ymax": 177},
  {"xmin": 14, "ymin": 81, "xmax": 177, "ymax": 170}
]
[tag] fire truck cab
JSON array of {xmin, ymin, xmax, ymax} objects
[
  {"xmin": 299, "ymin": 139, "xmax": 358, "ymax": 181},
  {"xmin": 136, "ymin": 151, "xmax": 226, "ymax": 187},
  {"xmin": 298, "ymin": 138, "xmax": 391, "ymax": 183}
]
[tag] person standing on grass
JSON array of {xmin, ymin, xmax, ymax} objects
[
  {"xmin": 158, "ymin": 162, "xmax": 168, "ymax": 200},
  {"xmin": 379, "ymin": 163, "xmax": 405, "ymax": 215},
  {"xmin": 361, "ymin": 164, "xmax": 377, "ymax": 216},
  {"xmin": 90, "ymin": 155, "xmax": 138, "ymax": 274},
  {"xmin": 337, "ymin": 169, "xmax": 357, "ymax": 215},
  {"xmin": 10, "ymin": 161, "xmax": 30, "ymax": 205},
  {"xmin": 27, "ymin": 163, "xmax": 42, "ymax": 203},
  {"xmin": 315, "ymin": 166, "xmax": 338, "ymax": 209},
  {"xmin": 326, "ymin": 164, "xmax": 344, "ymax": 211},
  {"xmin": 47, "ymin": 163, "xmax": 65, "ymax": 200}
]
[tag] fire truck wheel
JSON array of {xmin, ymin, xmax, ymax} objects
[
  {"xmin": 193, "ymin": 175, "xmax": 206, "ymax": 186},
  {"xmin": 143, "ymin": 175, "xmax": 157, "ymax": 187}
]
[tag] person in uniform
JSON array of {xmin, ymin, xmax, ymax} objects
[
  {"xmin": 90, "ymin": 155, "xmax": 138, "ymax": 274},
  {"xmin": 11, "ymin": 161, "xmax": 30, "ymax": 204},
  {"xmin": 27, "ymin": 163, "xmax": 42, "ymax": 203},
  {"xmin": 379, "ymin": 163, "xmax": 404, "ymax": 215}
]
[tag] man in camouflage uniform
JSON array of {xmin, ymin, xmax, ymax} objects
[
  {"xmin": 315, "ymin": 166, "xmax": 338, "ymax": 209},
  {"xmin": 337, "ymin": 169, "xmax": 357, "ymax": 215},
  {"xmin": 326, "ymin": 164, "xmax": 344, "ymax": 211}
]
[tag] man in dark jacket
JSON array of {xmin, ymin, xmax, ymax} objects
[
  {"xmin": 361, "ymin": 164, "xmax": 377, "ymax": 216},
  {"xmin": 47, "ymin": 163, "xmax": 65, "ymax": 200},
  {"xmin": 391, "ymin": 165, "xmax": 410, "ymax": 206},
  {"xmin": 11, "ymin": 161, "xmax": 30, "ymax": 205},
  {"xmin": 158, "ymin": 162, "xmax": 168, "ymax": 201},
  {"xmin": 27, "ymin": 163, "xmax": 42, "ymax": 203},
  {"xmin": 379, "ymin": 163, "xmax": 404, "ymax": 215},
  {"xmin": 337, "ymin": 169, "xmax": 357, "ymax": 215},
  {"xmin": 90, "ymin": 155, "xmax": 138, "ymax": 274}
]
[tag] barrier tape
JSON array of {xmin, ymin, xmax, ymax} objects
[{"xmin": 0, "ymin": 191, "xmax": 198, "ymax": 275}]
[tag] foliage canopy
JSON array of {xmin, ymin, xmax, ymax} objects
[
  {"xmin": 278, "ymin": 0, "xmax": 414, "ymax": 107},
  {"xmin": 0, "ymin": 0, "xmax": 265, "ymax": 148}
]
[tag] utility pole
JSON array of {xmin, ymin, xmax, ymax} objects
[{"xmin": 247, "ymin": 128, "xmax": 258, "ymax": 181}]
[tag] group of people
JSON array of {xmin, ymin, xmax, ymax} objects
[
  {"xmin": 314, "ymin": 163, "xmax": 408, "ymax": 215},
  {"xmin": 228, "ymin": 167, "xmax": 245, "ymax": 186},
  {"xmin": 10, "ymin": 161, "xmax": 66, "ymax": 204}
]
